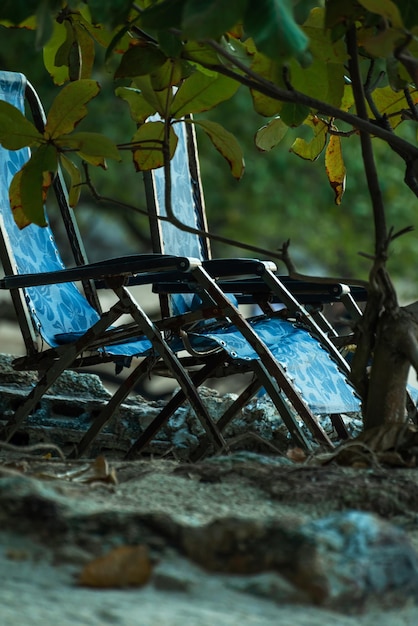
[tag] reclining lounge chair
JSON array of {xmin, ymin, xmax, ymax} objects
[
  {"xmin": 123, "ymin": 115, "xmax": 363, "ymax": 458},
  {"xmin": 0, "ymin": 71, "xmax": 361, "ymax": 459}
]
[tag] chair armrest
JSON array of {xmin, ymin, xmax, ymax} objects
[
  {"xmin": 0, "ymin": 254, "xmax": 200, "ymax": 290},
  {"xmin": 202, "ymin": 258, "xmax": 277, "ymax": 277}
]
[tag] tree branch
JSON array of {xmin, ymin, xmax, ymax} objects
[
  {"xmin": 200, "ymin": 38, "xmax": 418, "ymax": 163},
  {"xmin": 346, "ymin": 26, "xmax": 388, "ymax": 258}
]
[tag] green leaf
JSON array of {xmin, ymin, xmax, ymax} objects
[
  {"xmin": 395, "ymin": 0, "xmax": 418, "ymax": 29},
  {"xmin": 35, "ymin": 0, "xmax": 58, "ymax": 49},
  {"xmin": 157, "ymin": 30, "xmax": 184, "ymax": 58},
  {"xmin": 54, "ymin": 20, "xmax": 75, "ymax": 68},
  {"xmin": 87, "ymin": 0, "xmax": 134, "ymax": 28},
  {"xmin": 325, "ymin": 0, "xmax": 365, "ymax": 31},
  {"xmin": 340, "ymin": 84, "xmax": 355, "ymax": 112},
  {"xmin": 193, "ymin": 119, "xmax": 244, "ymax": 179},
  {"xmin": 45, "ymin": 79, "xmax": 101, "ymax": 138},
  {"xmin": 150, "ymin": 58, "xmax": 192, "ymax": 91},
  {"xmin": 72, "ymin": 16, "xmax": 96, "ymax": 79},
  {"xmin": 79, "ymin": 153, "xmax": 107, "ymax": 168},
  {"xmin": 43, "ymin": 19, "xmax": 69, "ymax": 85},
  {"xmin": 181, "ymin": 0, "xmax": 248, "ymax": 39},
  {"xmin": 130, "ymin": 121, "xmax": 178, "ymax": 171},
  {"xmin": 133, "ymin": 76, "xmax": 173, "ymax": 116},
  {"xmin": 302, "ymin": 7, "xmax": 348, "ymax": 63},
  {"xmin": 183, "ymin": 41, "xmax": 229, "ymax": 68},
  {"xmin": 386, "ymin": 55, "xmax": 409, "ymax": 91},
  {"xmin": 116, "ymin": 87, "xmax": 156, "ymax": 124},
  {"xmin": 289, "ymin": 58, "xmax": 345, "ymax": 109},
  {"xmin": 171, "ymin": 72, "xmax": 240, "ymax": 117},
  {"xmin": 255, "ymin": 117, "xmax": 288, "ymax": 152},
  {"xmin": 0, "ymin": 0, "xmax": 39, "ymax": 25},
  {"xmin": 280, "ymin": 102, "xmax": 310, "ymax": 127},
  {"xmin": 360, "ymin": 27, "xmax": 405, "ymax": 58},
  {"xmin": 60, "ymin": 153, "xmax": 82, "ymax": 207},
  {"xmin": 0, "ymin": 101, "xmax": 43, "ymax": 149},
  {"xmin": 293, "ymin": 0, "xmax": 319, "ymax": 24},
  {"xmin": 244, "ymin": 0, "xmax": 310, "ymax": 63},
  {"xmin": 55, "ymin": 132, "xmax": 121, "ymax": 161},
  {"xmin": 115, "ymin": 44, "xmax": 167, "ymax": 79},
  {"xmin": 249, "ymin": 53, "xmax": 284, "ymax": 116},
  {"xmin": 325, "ymin": 134, "xmax": 346, "ymax": 205},
  {"xmin": 357, "ymin": 0, "xmax": 404, "ymax": 28},
  {"xmin": 9, "ymin": 144, "xmax": 57, "ymax": 228},
  {"xmin": 290, "ymin": 115, "xmax": 328, "ymax": 160},
  {"xmin": 139, "ymin": 0, "xmax": 186, "ymax": 30},
  {"xmin": 92, "ymin": 14, "xmax": 127, "ymax": 53}
]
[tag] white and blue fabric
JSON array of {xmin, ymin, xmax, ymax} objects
[
  {"xmin": 150, "ymin": 117, "xmax": 361, "ymax": 415},
  {"xmin": 0, "ymin": 71, "xmax": 151, "ymax": 358}
]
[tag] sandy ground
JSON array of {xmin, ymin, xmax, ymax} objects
[
  {"xmin": 3, "ymin": 547, "xmax": 418, "ymax": 626},
  {"xmin": 0, "ymin": 458, "xmax": 418, "ymax": 626},
  {"xmin": 0, "ymin": 456, "xmax": 418, "ymax": 626}
]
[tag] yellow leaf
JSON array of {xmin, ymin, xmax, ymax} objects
[
  {"xmin": 325, "ymin": 135, "xmax": 346, "ymax": 205},
  {"xmin": 371, "ymin": 86, "xmax": 418, "ymax": 128},
  {"xmin": 360, "ymin": 27, "xmax": 405, "ymax": 59},
  {"xmin": 9, "ymin": 145, "xmax": 56, "ymax": 228},
  {"xmin": 290, "ymin": 116, "xmax": 328, "ymax": 161}
]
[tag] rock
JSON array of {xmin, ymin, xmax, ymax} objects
[
  {"xmin": 179, "ymin": 515, "xmax": 303, "ymax": 574},
  {"xmin": 226, "ymin": 571, "xmax": 310, "ymax": 605},
  {"xmin": 294, "ymin": 510, "xmax": 418, "ymax": 610},
  {"xmin": 177, "ymin": 510, "xmax": 418, "ymax": 611}
]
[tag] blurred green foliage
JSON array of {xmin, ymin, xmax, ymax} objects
[{"xmin": 0, "ymin": 17, "xmax": 417, "ymax": 298}]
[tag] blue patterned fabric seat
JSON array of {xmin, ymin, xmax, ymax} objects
[{"xmin": 0, "ymin": 72, "xmax": 153, "ymax": 358}]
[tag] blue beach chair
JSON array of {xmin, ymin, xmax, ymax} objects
[
  {"xmin": 0, "ymin": 71, "xmax": 361, "ymax": 459},
  {"xmin": 123, "ymin": 116, "xmax": 363, "ymax": 458}
]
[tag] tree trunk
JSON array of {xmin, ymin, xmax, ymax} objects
[{"xmin": 363, "ymin": 308, "xmax": 418, "ymax": 430}]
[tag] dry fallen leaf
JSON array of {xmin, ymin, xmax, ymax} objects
[
  {"xmin": 78, "ymin": 545, "xmax": 152, "ymax": 588},
  {"xmin": 287, "ymin": 447, "xmax": 307, "ymax": 463},
  {"xmin": 54, "ymin": 455, "xmax": 118, "ymax": 485}
]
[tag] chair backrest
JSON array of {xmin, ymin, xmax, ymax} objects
[
  {"xmin": 0, "ymin": 71, "xmax": 101, "ymax": 351},
  {"xmin": 144, "ymin": 118, "xmax": 212, "ymax": 317}
]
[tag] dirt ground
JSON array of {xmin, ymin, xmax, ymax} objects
[{"xmin": 2, "ymin": 451, "xmax": 418, "ymax": 626}]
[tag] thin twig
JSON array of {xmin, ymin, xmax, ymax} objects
[{"xmin": 0, "ymin": 440, "xmax": 66, "ymax": 460}]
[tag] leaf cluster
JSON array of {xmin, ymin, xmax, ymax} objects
[{"xmin": 0, "ymin": 0, "xmax": 417, "ymax": 238}]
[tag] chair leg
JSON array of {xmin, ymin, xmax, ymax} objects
[
  {"xmin": 125, "ymin": 353, "xmax": 224, "ymax": 460},
  {"xmin": 251, "ymin": 360, "xmax": 315, "ymax": 449},
  {"xmin": 0, "ymin": 303, "xmax": 126, "ymax": 442},
  {"xmin": 72, "ymin": 356, "xmax": 155, "ymax": 458},
  {"xmin": 84, "ymin": 285, "xmax": 229, "ymax": 458},
  {"xmin": 330, "ymin": 413, "xmax": 350, "ymax": 439},
  {"xmin": 191, "ymin": 266, "xmax": 335, "ymax": 449},
  {"xmin": 189, "ymin": 377, "xmax": 263, "ymax": 461}
]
